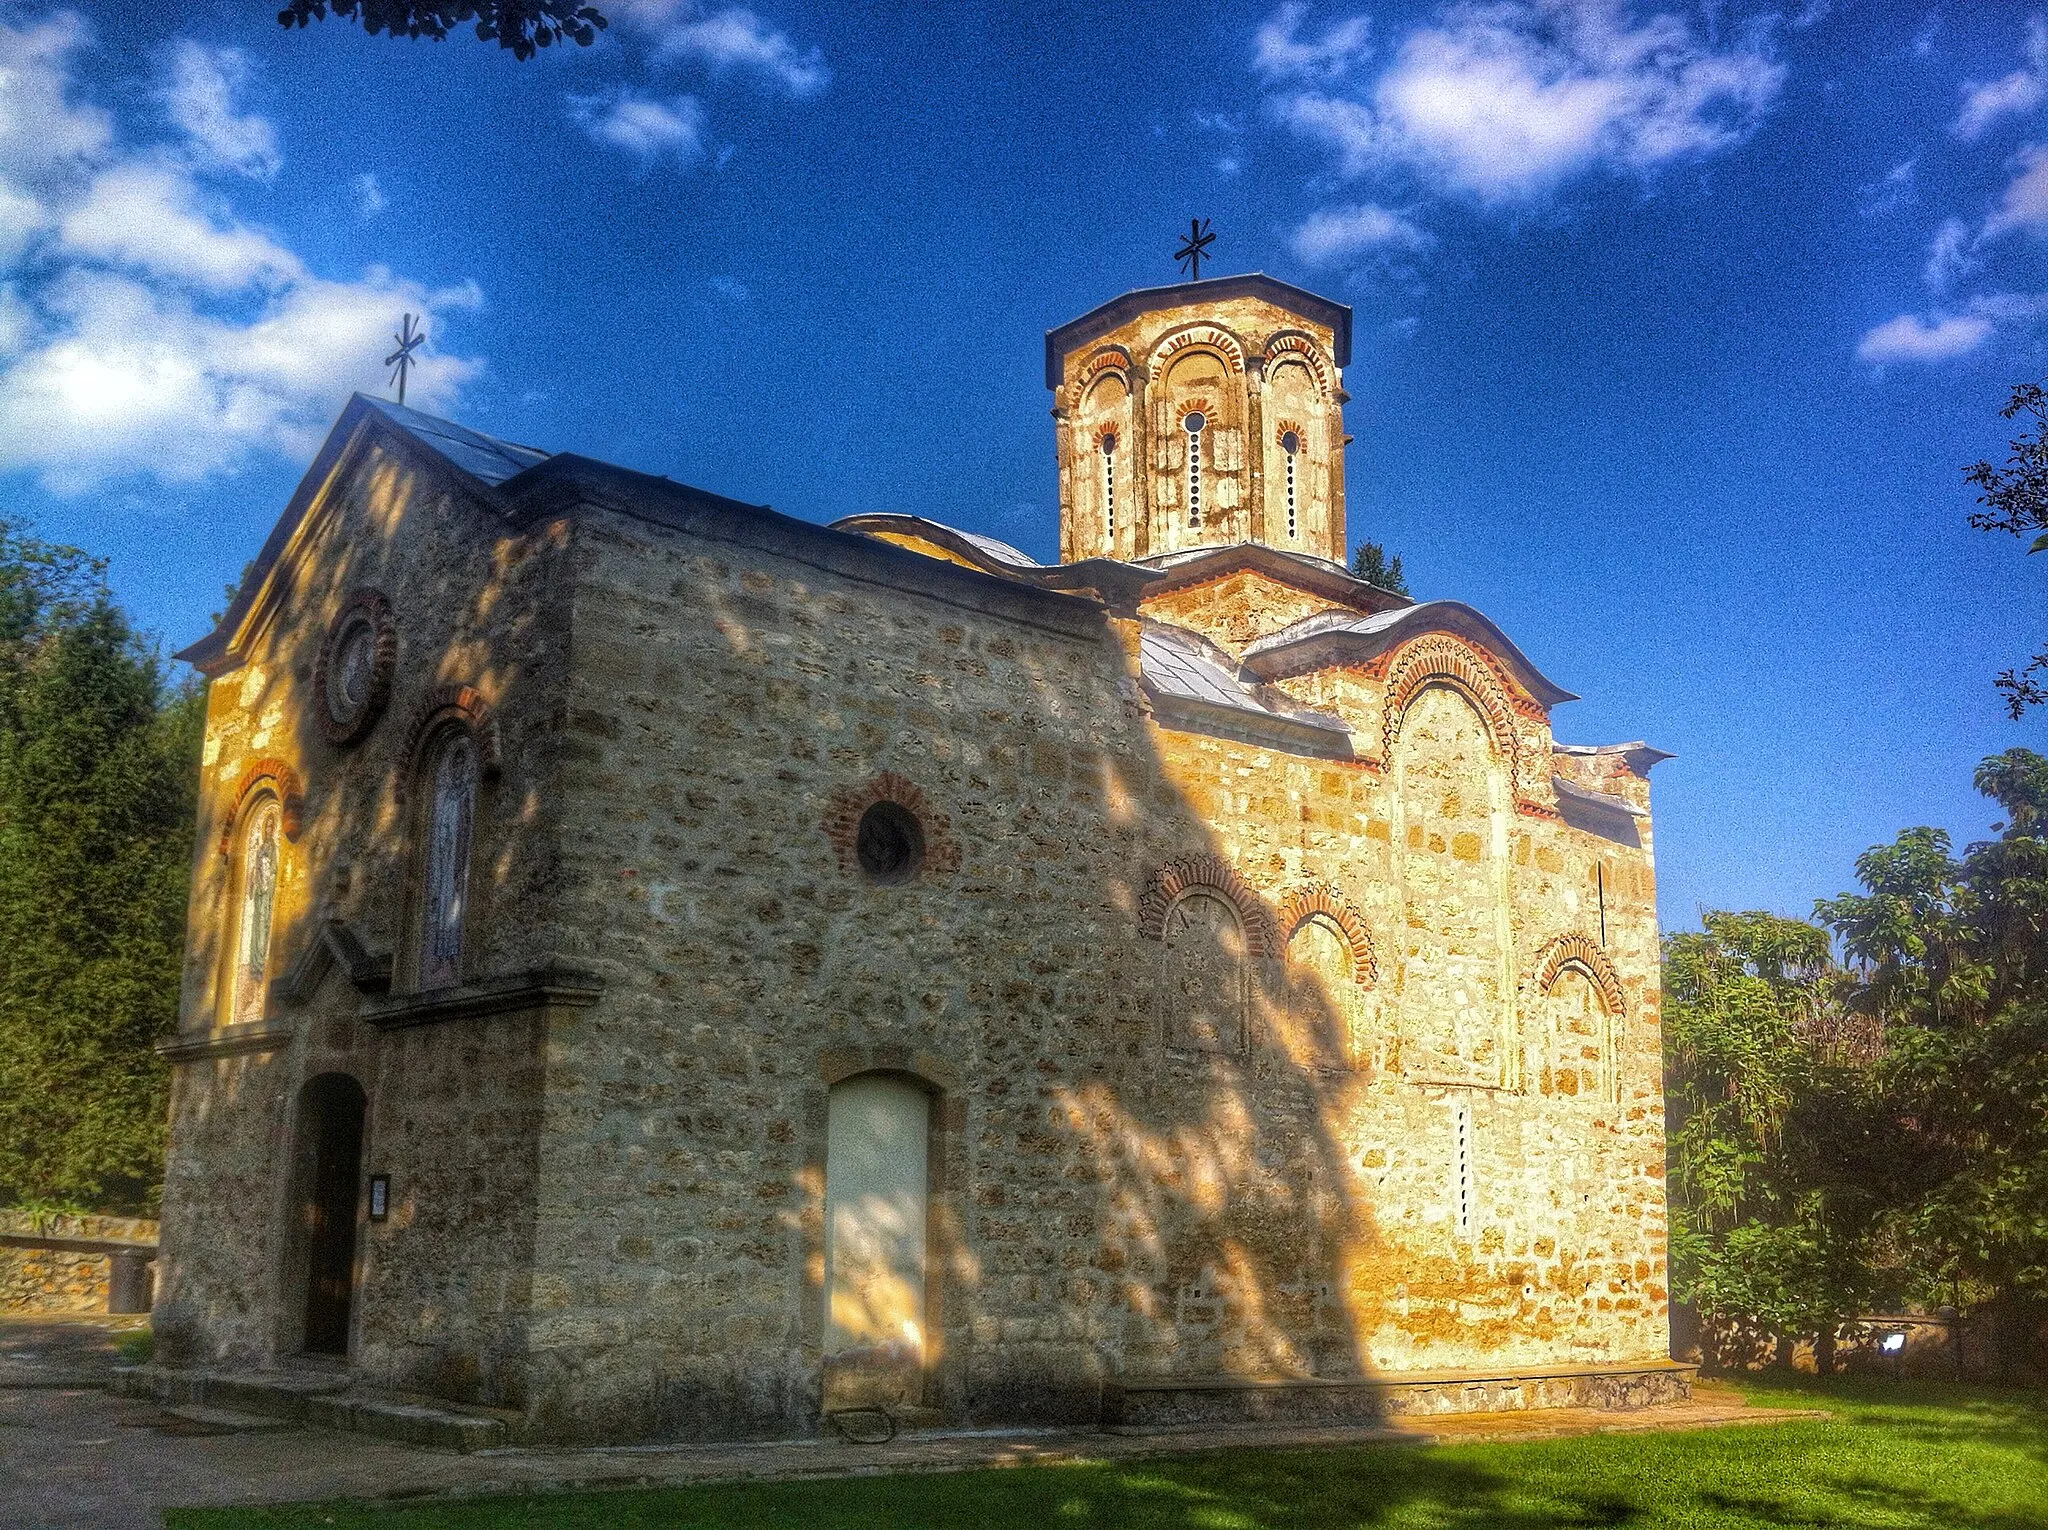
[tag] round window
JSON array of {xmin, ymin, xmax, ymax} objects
[
  {"xmin": 1280, "ymin": 430, "xmax": 1300, "ymax": 454},
  {"xmin": 855, "ymin": 801, "xmax": 925, "ymax": 884},
  {"xmin": 1183, "ymin": 411, "xmax": 1206, "ymax": 434},
  {"xmin": 315, "ymin": 590, "xmax": 394, "ymax": 747},
  {"xmin": 328, "ymin": 618, "xmax": 376, "ymax": 716}
]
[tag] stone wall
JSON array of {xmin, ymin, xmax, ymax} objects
[
  {"xmin": 512, "ymin": 503, "xmax": 1667, "ymax": 1440},
  {"xmin": 156, "ymin": 428, "xmax": 572, "ymax": 1386},
  {"xmin": 0, "ymin": 1212, "xmax": 157, "ymax": 1314}
]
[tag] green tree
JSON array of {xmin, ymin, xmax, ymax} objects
[
  {"xmin": 1352, "ymin": 540, "xmax": 1410, "ymax": 595},
  {"xmin": 1818, "ymin": 750, "xmax": 2048, "ymax": 1358},
  {"xmin": 277, "ymin": 0, "xmax": 606, "ymax": 57},
  {"xmin": 1662, "ymin": 911, "xmax": 1894, "ymax": 1370},
  {"xmin": 1964, "ymin": 384, "xmax": 2048, "ymax": 716},
  {"xmin": 0, "ymin": 522, "xmax": 199, "ymax": 1213}
]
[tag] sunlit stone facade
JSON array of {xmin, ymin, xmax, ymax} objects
[{"xmin": 153, "ymin": 276, "xmax": 1680, "ymax": 1444}]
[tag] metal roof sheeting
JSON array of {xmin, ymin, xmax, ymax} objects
[{"xmin": 361, "ymin": 397, "xmax": 550, "ymax": 486}]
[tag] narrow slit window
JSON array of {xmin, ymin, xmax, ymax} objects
[
  {"xmin": 1280, "ymin": 430, "xmax": 1300, "ymax": 539},
  {"xmin": 1100, "ymin": 432, "xmax": 1116, "ymax": 544},
  {"xmin": 1184, "ymin": 411, "xmax": 1205, "ymax": 527},
  {"xmin": 1453, "ymin": 1102, "xmax": 1472, "ymax": 1236}
]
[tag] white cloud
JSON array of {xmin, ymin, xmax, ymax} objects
[
  {"xmin": 1984, "ymin": 143, "xmax": 2048, "ymax": 238},
  {"xmin": 570, "ymin": 89, "xmax": 708, "ymax": 164},
  {"xmin": 1953, "ymin": 16, "xmax": 2048, "ymax": 141},
  {"xmin": 355, "ymin": 171, "xmax": 386, "ymax": 217},
  {"xmin": 59, "ymin": 162, "xmax": 302, "ymax": 292},
  {"xmin": 1857, "ymin": 156, "xmax": 1915, "ymax": 218},
  {"xmin": 1268, "ymin": 0, "xmax": 1786, "ymax": 204},
  {"xmin": 1923, "ymin": 216, "xmax": 1973, "ymax": 292},
  {"xmin": 160, "ymin": 40, "xmax": 280, "ymax": 179},
  {"xmin": 0, "ymin": 12, "xmax": 484, "ymax": 493},
  {"xmin": 1855, "ymin": 311, "xmax": 1993, "ymax": 364},
  {"xmin": 1255, "ymin": 4, "xmax": 1372, "ymax": 81},
  {"xmin": 1291, "ymin": 202, "xmax": 1434, "ymax": 265},
  {"xmin": 615, "ymin": 1, "xmax": 828, "ymax": 97}
]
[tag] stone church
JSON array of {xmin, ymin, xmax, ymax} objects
[{"xmin": 154, "ymin": 273, "xmax": 1682, "ymax": 1443}]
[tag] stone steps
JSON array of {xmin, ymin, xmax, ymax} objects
[
  {"xmin": 112, "ymin": 1364, "xmax": 514, "ymax": 1452},
  {"xmin": 158, "ymin": 1402, "xmax": 295, "ymax": 1435}
]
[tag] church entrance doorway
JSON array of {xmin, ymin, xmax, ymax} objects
[
  {"xmin": 295, "ymin": 1073, "xmax": 366, "ymax": 1357},
  {"xmin": 822, "ymin": 1074, "xmax": 930, "ymax": 1411}
]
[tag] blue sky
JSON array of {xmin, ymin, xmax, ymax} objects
[{"xmin": 1, "ymin": 0, "xmax": 2043, "ymax": 931}]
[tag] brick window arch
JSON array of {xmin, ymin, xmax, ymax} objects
[
  {"xmin": 1138, "ymin": 852, "xmax": 1274, "ymax": 955},
  {"xmin": 1277, "ymin": 881, "xmax": 1376, "ymax": 984},
  {"xmin": 823, "ymin": 773, "xmax": 959, "ymax": 881}
]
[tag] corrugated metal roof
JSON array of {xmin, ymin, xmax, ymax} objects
[
  {"xmin": 361, "ymin": 396, "xmax": 550, "ymax": 486},
  {"xmin": 1139, "ymin": 622, "xmax": 1350, "ymax": 743}
]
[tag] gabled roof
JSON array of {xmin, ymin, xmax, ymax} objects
[
  {"xmin": 1139, "ymin": 619, "xmax": 1352, "ymax": 756},
  {"xmin": 1133, "ymin": 541, "xmax": 1411, "ymax": 615},
  {"xmin": 178, "ymin": 397, "xmax": 1113, "ymax": 675},
  {"xmin": 177, "ymin": 392, "xmax": 549, "ymax": 672},
  {"xmin": 1045, "ymin": 273, "xmax": 1353, "ymax": 387},
  {"xmin": 1241, "ymin": 601, "xmax": 1579, "ymax": 707}
]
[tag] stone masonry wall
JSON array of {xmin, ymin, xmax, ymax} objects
[
  {"xmin": 521, "ymin": 505, "xmax": 1666, "ymax": 1441},
  {"xmin": 0, "ymin": 1213, "xmax": 157, "ymax": 1314},
  {"xmin": 157, "ymin": 430, "xmax": 572, "ymax": 1400}
]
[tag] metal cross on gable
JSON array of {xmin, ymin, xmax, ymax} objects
[
  {"xmin": 1175, "ymin": 218, "xmax": 1216, "ymax": 281},
  {"xmin": 385, "ymin": 313, "xmax": 425, "ymax": 406}
]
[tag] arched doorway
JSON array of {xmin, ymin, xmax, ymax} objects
[
  {"xmin": 822, "ymin": 1073, "xmax": 931, "ymax": 1410},
  {"xmin": 295, "ymin": 1073, "xmax": 366, "ymax": 1356}
]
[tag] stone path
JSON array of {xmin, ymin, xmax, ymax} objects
[{"xmin": 0, "ymin": 1325, "xmax": 1827, "ymax": 1530}]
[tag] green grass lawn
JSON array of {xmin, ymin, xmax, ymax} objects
[{"xmin": 166, "ymin": 1378, "xmax": 2048, "ymax": 1530}]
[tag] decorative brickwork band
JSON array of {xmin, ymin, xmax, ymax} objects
[
  {"xmin": 312, "ymin": 588, "xmax": 396, "ymax": 747},
  {"xmin": 219, "ymin": 758, "xmax": 304, "ymax": 855},
  {"xmin": 1150, "ymin": 322, "xmax": 1247, "ymax": 374},
  {"xmin": 1138, "ymin": 853, "xmax": 1275, "ymax": 956},
  {"xmin": 821, "ymin": 772, "xmax": 960, "ymax": 877},
  {"xmin": 1526, "ymin": 933, "xmax": 1625, "ymax": 1018},
  {"xmin": 1263, "ymin": 331, "xmax": 1334, "ymax": 392},
  {"xmin": 396, "ymin": 685, "xmax": 500, "ymax": 802},
  {"xmin": 1380, "ymin": 634, "xmax": 1524, "ymax": 772},
  {"xmin": 1277, "ymin": 881, "xmax": 1377, "ymax": 984}
]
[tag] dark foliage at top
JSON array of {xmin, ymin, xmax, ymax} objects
[
  {"xmin": 1351, "ymin": 540, "xmax": 1410, "ymax": 596},
  {"xmin": 1964, "ymin": 383, "xmax": 2048, "ymax": 717},
  {"xmin": 277, "ymin": 0, "xmax": 607, "ymax": 58}
]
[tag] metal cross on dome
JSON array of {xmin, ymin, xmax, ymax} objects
[
  {"xmin": 1175, "ymin": 218, "xmax": 1216, "ymax": 281},
  {"xmin": 385, "ymin": 313, "xmax": 425, "ymax": 407}
]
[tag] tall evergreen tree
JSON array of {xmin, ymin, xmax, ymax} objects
[
  {"xmin": 1352, "ymin": 540, "xmax": 1410, "ymax": 595},
  {"xmin": 0, "ymin": 522, "xmax": 199, "ymax": 1213}
]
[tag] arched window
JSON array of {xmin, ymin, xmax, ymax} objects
[
  {"xmin": 1159, "ymin": 889, "xmax": 1245, "ymax": 1053},
  {"xmin": 1100, "ymin": 431, "xmax": 1117, "ymax": 544},
  {"xmin": 1280, "ymin": 429, "xmax": 1301, "ymax": 540},
  {"xmin": 1183, "ymin": 411, "xmax": 1206, "ymax": 527},
  {"xmin": 418, "ymin": 731, "xmax": 477, "ymax": 990},
  {"xmin": 228, "ymin": 798, "xmax": 281, "ymax": 1023}
]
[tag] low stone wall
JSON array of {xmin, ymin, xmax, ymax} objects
[{"xmin": 0, "ymin": 1211, "xmax": 159, "ymax": 1315}]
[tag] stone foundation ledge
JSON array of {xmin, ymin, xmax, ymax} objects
[
  {"xmin": 112, "ymin": 1364, "xmax": 516, "ymax": 1452},
  {"xmin": 1103, "ymin": 1359, "xmax": 1695, "ymax": 1431}
]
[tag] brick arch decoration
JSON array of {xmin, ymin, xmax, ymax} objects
[
  {"xmin": 1138, "ymin": 852, "xmax": 1275, "ymax": 956},
  {"xmin": 1277, "ymin": 882, "xmax": 1377, "ymax": 985},
  {"xmin": 1079, "ymin": 346, "xmax": 1133, "ymax": 390},
  {"xmin": 1380, "ymin": 634, "xmax": 1525, "ymax": 772},
  {"xmin": 1526, "ymin": 932, "xmax": 1626, "ymax": 1017},
  {"xmin": 1150, "ymin": 322, "xmax": 1248, "ymax": 375},
  {"xmin": 1262, "ymin": 331, "xmax": 1334, "ymax": 393},
  {"xmin": 219, "ymin": 758, "xmax": 305, "ymax": 855},
  {"xmin": 822, "ymin": 771, "xmax": 961, "ymax": 878},
  {"xmin": 394, "ymin": 684, "xmax": 501, "ymax": 803}
]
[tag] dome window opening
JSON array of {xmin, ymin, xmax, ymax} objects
[
  {"xmin": 1100, "ymin": 431, "xmax": 1117, "ymax": 544},
  {"xmin": 855, "ymin": 801, "xmax": 926, "ymax": 885},
  {"xmin": 1280, "ymin": 430, "xmax": 1301, "ymax": 540},
  {"xmin": 1183, "ymin": 411, "xmax": 1206, "ymax": 528}
]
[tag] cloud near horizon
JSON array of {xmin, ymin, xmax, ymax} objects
[{"xmin": 0, "ymin": 12, "xmax": 481, "ymax": 494}]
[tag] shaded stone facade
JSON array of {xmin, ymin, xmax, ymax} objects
[{"xmin": 156, "ymin": 276, "xmax": 1678, "ymax": 1443}]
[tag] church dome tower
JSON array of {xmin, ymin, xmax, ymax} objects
[{"xmin": 1046, "ymin": 274, "xmax": 1352, "ymax": 566}]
